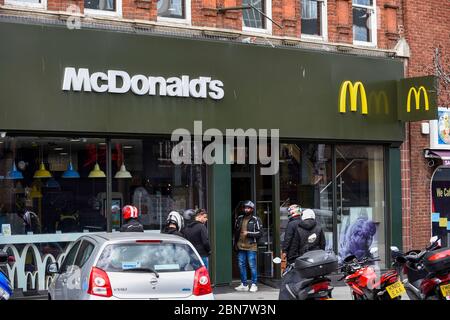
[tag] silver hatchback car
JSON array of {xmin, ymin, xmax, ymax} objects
[{"xmin": 47, "ymin": 232, "xmax": 214, "ymax": 300}]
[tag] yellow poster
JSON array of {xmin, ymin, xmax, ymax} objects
[{"xmin": 439, "ymin": 218, "xmax": 448, "ymax": 227}]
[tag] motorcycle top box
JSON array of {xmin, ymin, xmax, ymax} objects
[
  {"xmin": 295, "ymin": 250, "xmax": 338, "ymax": 278},
  {"xmin": 423, "ymin": 247, "xmax": 450, "ymax": 273}
]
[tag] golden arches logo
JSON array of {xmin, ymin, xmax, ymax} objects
[
  {"xmin": 407, "ymin": 86, "xmax": 429, "ymax": 113},
  {"xmin": 339, "ymin": 81, "xmax": 368, "ymax": 115}
]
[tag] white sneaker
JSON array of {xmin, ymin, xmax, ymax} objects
[
  {"xmin": 234, "ymin": 283, "xmax": 249, "ymax": 291},
  {"xmin": 249, "ymin": 284, "xmax": 258, "ymax": 293}
]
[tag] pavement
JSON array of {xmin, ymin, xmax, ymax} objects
[
  {"xmin": 213, "ymin": 282, "xmax": 411, "ymax": 300},
  {"xmin": 213, "ymin": 282, "xmax": 354, "ymax": 300}
]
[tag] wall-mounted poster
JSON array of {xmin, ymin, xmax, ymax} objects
[
  {"xmin": 430, "ymin": 167, "xmax": 450, "ymax": 247},
  {"xmin": 430, "ymin": 107, "xmax": 450, "ymax": 150}
]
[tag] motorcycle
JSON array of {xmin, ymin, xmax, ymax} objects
[
  {"xmin": 275, "ymin": 250, "xmax": 338, "ymax": 300},
  {"xmin": 391, "ymin": 237, "xmax": 450, "ymax": 300},
  {"xmin": 0, "ymin": 251, "xmax": 13, "ymax": 300},
  {"xmin": 340, "ymin": 248, "xmax": 405, "ymax": 300}
]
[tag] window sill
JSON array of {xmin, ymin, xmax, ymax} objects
[
  {"xmin": 301, "ymin": 34, "xmax": 328, "ymax": 43},
  {"xmin": 353, "ymin": 40, "xmax": 377, "ymax": 48},
  {"xmin": 157, "ymin": 16, "xmax": 191, "ymax": 26},
  {"xmin": 242, "ymin": 26, "xmax": 272, "ymax": 36},
  {"xmin": 3, "ymin": 2, "xmax": 45, "ymax": 9},
  {"xmin": 84, "ymin": 8, "xmax": 122, "ymax": 18}
]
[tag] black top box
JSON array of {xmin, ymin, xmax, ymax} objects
[
  {"xmin": 294, "ymin": 250, "xmax": 338, "ymax": 278},
  {"xmin": 423, "ymin": 247, "xmax": 450, "ymax": 274}
]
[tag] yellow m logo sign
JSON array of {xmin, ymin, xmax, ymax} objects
[
  {"xmin": 407, "ymin": 86, "xmax": 429, "ymax": 113},
  {"xmin": 339, "ymin": 81, "xmax": 368, "ymax": 115}
]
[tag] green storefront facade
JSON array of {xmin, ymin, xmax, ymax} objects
[{"xmin": 0, "ymin": 20, "xmax": 406, "ymax": 290}]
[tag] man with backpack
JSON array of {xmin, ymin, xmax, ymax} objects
[{"xmin": 292, "ymin": 209, "xmax": 326, "ymax": 258}]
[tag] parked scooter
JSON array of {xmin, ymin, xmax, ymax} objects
[
  {"xmin": 275, "ymin": 250, "xmax": 338, "ymax": 300},
  {"xmin": 339, "ymin": 248, "xmax": 405, "ymax": 300},
  {"xmin": 391, "ymin": 237, "xmax": 450, "ymax": 300},
  {"xmin": 0, "ymin": 251, "xmax": 13, "ymax": 300}
]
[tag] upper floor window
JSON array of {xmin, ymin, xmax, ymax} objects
[
  {"xmin": 157, "ymin": 0, "xmax": 191, "ymax": 23},
  {"xmin": 242, "ymin": 0, "xmax": 272, "ymax": 34},
  {"xmin": 4, "ymin": 0, "xmax": 46, "ymax": 9},
  {"xmin": 301, "ymin": 0, "xmax": 327, "ymax": 40},
  {"xmin": 85, "ymin": 0, "xmax": 122, "ymax": 16},
  {"xmin": 352, "ymin": 0, "xmax": 377, "ymax": 46}
]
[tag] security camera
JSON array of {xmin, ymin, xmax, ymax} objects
[{"xmin": 0, "ymin": 132, "xmax": 6, "ymax": 138}]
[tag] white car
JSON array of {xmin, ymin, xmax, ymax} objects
[{"xmin": 47, "ymin": 232, "xmax": 214, "ymax": 300}]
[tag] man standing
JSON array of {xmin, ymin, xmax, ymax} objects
[
  {"xmin": 183, "ymin": 209, "xmax": 211, "ymax": 269},
  {"xmin": 294, "ymin": 209, "xmax": 326, "ymax": 257},
  {"xmin": 233, "ymin": 200, "xmax": 262, "ymax": 293},
  {"xmin": 282, "ymin": 204, "xmax": 303, "ymax": 264}
]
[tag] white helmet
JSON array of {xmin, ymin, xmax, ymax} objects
[
  {"xmin": 166, "ymin": 211, "xmax": 184, "ymax": 232},
  {"xmin": 301, "ymin": 209, "xmax": 315, "ymax": 220}
]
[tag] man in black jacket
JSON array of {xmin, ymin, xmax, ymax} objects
[
  {"xmin": 120, "ymin": 205, "xmax": 144, "ymax": 232},
  {"xmin": 183, "ymin": 209, "xmax": 211, "ymax": 269},
  {"xmin": 291, "ymin": 209, "xmax": 326, "ymax": 259},
  {"xmin": 282, "ymin": 204, "xmax": 303, "ymax": 264},
  {"xmin": 233, "ymin": 200, "xmax": 262, "ymax": 293}
]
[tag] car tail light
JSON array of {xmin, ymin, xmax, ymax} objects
[
  {"xmin": 136, "ymin": 240, "xmax": 162, "ymax": 243},
  {"xmin": 193, "ymin": 266, "xmax": 212, "ymax": 296},
  {"xmin": 87, "ymin": 267, "xmax": 112, "ymax": 298},
  {"xmin": 312, "ymin": 281, "xmax": 329, "ymax": 293},
  {"xmin": 428, "ymin": 249, "xmax": 450, "ymax": 261}
]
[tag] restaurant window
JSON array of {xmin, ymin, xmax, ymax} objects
[
  {"xmin": 352, "ymin": 0, "xmax": 377, "ymax": 45},
  {"xmin": 157, "ymin": 0, "xmax": 190, "ymax": 23},
  {"xmin": 84, "ymin": 0, "xmax": 121, "ymax": 16},
  {"xmin": 279, "ymin": 143, "xmax": 333, "ymax": 251},
  {"xmin": 111, "ymin": 138, "xmax": 207, "ymax": 231},
  {"xmin": 335, "ymin": 145, "xmax": 386, "ymax": 268},
  {"xmin": 242, "ymin": 0, "xmax": 272, "ymax": 33},
  {"xmin": 0, "ymin": 136, "xmax": 107, "ymax": 235},
  {"xmin": 301, "ymin": 0, "xmax": 327, "ymax": 39}
]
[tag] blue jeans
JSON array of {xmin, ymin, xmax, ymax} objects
[
  {"xmin": 202, "ymin": 257, "xmax": 209, "ymax": 270},
  {"xmin": 237, "ymin": 250, "xmax": 257, "ymax": 286}
]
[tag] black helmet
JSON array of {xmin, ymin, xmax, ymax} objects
[
  {"xmin": 242, "ymin": 200, "xmax": 255, "ymax": 210},
  {"xmin": 183, "ymin": 209, "xmax": 196, "ymax": 221}
]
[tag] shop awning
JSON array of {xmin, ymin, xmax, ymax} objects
[{"xmin": 424, "ymin": 149, "xmax": 450, "ymax": 160}]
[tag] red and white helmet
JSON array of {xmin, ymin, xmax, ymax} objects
[{"xmin": 122, "ymin": 205, "xmax": 139, "ymax": 220}]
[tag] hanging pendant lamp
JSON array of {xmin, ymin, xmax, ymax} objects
[
  {"xmin": 7, "ymin": 162, "xmax": 24, "ymax": 180},
  {"xmin": 115, "ymin": 164, "xmax": 132, "ymax": 178},
  {"xmin": 7, "ymin": 138, "xmax": 24, "ymax": 180},
  {"xmin": 33, "ymin": 142, "xmax": 52, "ymax": 178},
  {"xmin": 89, "ymin": 143, "xmax": 106, "ymax": 178},
  {"xmin": 114, "ymin": 144, "xmax": 132, "ymax": 179},
  {"xmin": 63, "ymin": 142, "xmax": 80, "ymax": 178}
]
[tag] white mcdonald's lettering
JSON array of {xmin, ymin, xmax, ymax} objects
[
  {"xmin": 339, "ymin": 81, "xmax": 368, "ymax": 115},
  {"xmin": 407, "ymin": 86, "xmax": 429, "ymax": 113}
]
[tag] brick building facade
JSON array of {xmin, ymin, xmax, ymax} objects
[{"xmin": 401, "ymin": 1, "xmax": 450, "ymax": 251}]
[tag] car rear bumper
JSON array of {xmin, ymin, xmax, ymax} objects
[{"xmin": 84, "ymin": 293, "xmax": 215, "ymax": 300}]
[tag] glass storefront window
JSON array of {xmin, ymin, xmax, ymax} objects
[
  {"xmin": 279, "ymin": 143, "xmax": 333, "ymax": 251},
  {"xmin": 111, "ymin": 138, "xmax": 207, "ymax": 231},
  {"xmin": 0, "ymin": 136, "xmax": 107, "ymax": 235},
  {"xmin": 336, "ymin": 145, "xmax": 386, "ymax": 268}
]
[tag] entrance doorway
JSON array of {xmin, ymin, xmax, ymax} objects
[{"xmin": 231, "ymin": 163, "xmax": 274, "ymax": 282}]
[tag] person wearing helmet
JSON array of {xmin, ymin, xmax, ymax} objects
[
  {"xmin": 163, "ymin": 211, "xmax": 184, "ymax": 237},
  {"xmin": 182, "ymin": 209, "xmax": 196, "ymax": 229},
  {"xmin": 282, "ymin": 204, "xmax": 303, "ymax": 264},
  {"xmin": 183, "ymin": 208, "xmax": 211, "ymax": 269},
  {"xmin": 291, "ymin": 208, "xmax": 325, "ymax": 259},
  {"xmin": 233, "ymin": 200, "xmax": 262, "ymax": 293},
  {"xmin": 120, "ymin": 205, "xmax": 144, "ymax": 232}
]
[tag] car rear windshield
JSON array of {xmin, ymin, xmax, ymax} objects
[{"xmin": 96, "ymin": 242, "xmax": 202, "ymax": 272}]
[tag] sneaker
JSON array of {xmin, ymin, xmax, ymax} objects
[
  {"xmin": 234, "ymin": 283, "xmax": 249, "ymax": 291},
  {"xmin": 249, "ymin": 284, "xmax": 258, "ymax": 293}
]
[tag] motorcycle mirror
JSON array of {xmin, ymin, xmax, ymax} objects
[
  {"xmin": 369, "ymin": 247, "xmax": 378, "ymax": 255},
  {"xmin": 273, "ymin": 257, "xmax": 282, "ymax": 264}
]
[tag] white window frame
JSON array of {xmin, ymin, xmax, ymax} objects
[
  {"xmin": 84, "ymin": 0, "xmax": 122, "ymax": 18},
  {"xmin": 352, "ymin": 0, "xmax": 377, "ymax": 47},
  {"xmin": 242, "ymin": 0, "xmax": 272, "ymax": 35},
  {"xmin": 301, "ymin": 0, "xmax": 328, "ymax": 42},
  {"xmin": 4, "ymin": 0, "xmax": 46, "ymax": 10},
  {"xmin": 157, "ymin": 0, "xmax": 191, "ymax": 25}
]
